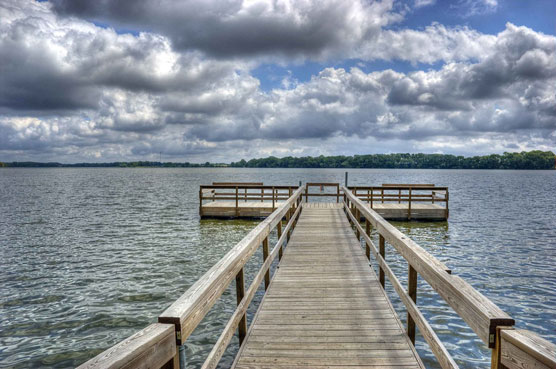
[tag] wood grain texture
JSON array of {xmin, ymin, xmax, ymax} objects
[
  {"xmin": 77, "ymin": 323, "xmax": 176, "ymax": 369},
  {"xmin": 500, "ymin": 329, "xmax": 556, "ymax": 369},
  {"xmin": 232, "ymin": 206, "xmax": 425, "ymax": 369}
]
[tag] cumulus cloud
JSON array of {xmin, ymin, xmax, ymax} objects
[{"xmin": 0, "ymin": 1, "xmax": 555, "ymax": 162}]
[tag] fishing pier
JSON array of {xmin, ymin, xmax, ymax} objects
[{"xmin": 79, "ymin": 183, "xmax": 555, "ymax": 369}]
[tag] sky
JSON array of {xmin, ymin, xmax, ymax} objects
[{"xmin": 0, "ymin": 0, "xmax": 555, "ymax": 163}]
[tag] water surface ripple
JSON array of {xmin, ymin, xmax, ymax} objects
[{"xmin": 0, "ymin": 168, "xmax": 554, "ymax": 368}]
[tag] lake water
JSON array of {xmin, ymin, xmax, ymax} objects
[{"xmin": 0, "ymin": 168, "xmax": 555, "ymax": 368}]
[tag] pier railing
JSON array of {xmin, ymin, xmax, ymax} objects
[
  {"xmin": 199, "ymin": 184, "xmax": 297, "ymax": 216},
  {"xmin": 342, "ymin": 186, "xmax": 555, "ymax": 369},
  {"xmin": 304, "ymin": 182, "xmax": 340, "ymax": 202},
  {"xmin": 348, "ymin": 184, "xmax": 449, "ymax": 219}
]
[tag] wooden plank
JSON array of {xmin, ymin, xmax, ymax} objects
[
  {"xmin": 77, "ymin": 323, "xmax": 177, "ymax": 369},
  {"xmin": 232, "ymin": 206, "xmax": 425, "ymax": 369},
  {"xmin": 500, "ymin": 329, "xmax": 556, "ymax": 369},
  {"xmin": 342, "ymin": 186, "xmax": 514, "ymax": 348}
]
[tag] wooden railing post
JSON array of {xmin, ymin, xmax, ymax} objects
[
  {"xmin": 336, "ymin": 184, "xmax": 340, "ymax": 203},
  {"xmin": 260, "ymin": 187, "xmax": 263, "ymax": 202},
  {"xmin": 277, "ymin": 221, "xmax": 283, "ymax": 260},
  {"xmin": 407, "ymin": 265, "xmax": 417, "ymax": 344},
  {"xmin": 365, "ymin": 219, "xmax": 371, "ymax": 261},
  {"xmin": 379, "ymin": 235, "xmax": 385, "ymax": 288},
  {"xmin": 262, "ymin": 237, "xmax": 270, "ymax": 289},
  {"xmin": 399, "ymin": 189, "xmax": 401, "ymax": 204},
  {"xmin": 355, "ymin": 208, "xmax": 361, "ymax": 239},
  {"xmin": 272, "ymin": 187, "xmax": 275, "ymax": 209},
  {"xmin": 244, "ymin": 187, "xmax": 247, "ymax": 202},
  {"xmin": 235, "ymin": 268, "xmax": 247, "ymax": 345},
  {"xmin": 381, "ymin": 188, "xmax": 384, "ymax": 203},
  {"xmin": 408, "ymin": 187, "xmax": 412, "ymax": 220},
  {"xmin": 370, "ymin": 188, "xmax": 374, "ymax": 209},
  {"xmin": 305, "ymin": 183, "xmax": 308, "ymax": 202}
]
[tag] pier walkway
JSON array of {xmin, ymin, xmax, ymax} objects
[{"xmin": 232, "ymin": 204, "xmax": 424, "ymax": 368}]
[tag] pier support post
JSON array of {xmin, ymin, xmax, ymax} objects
[
  {"xmin": 379, "ymin": 235, "xmax": 385, "ymax": 288},
  {"xmin": 355, "ymin": 209, "xmax": 361, "ymax": 239},
  {"xmin": 263, "ymin": 237, "xmax": 270, "ymax": 289},
  {"xmin": 407, "ymin": 265, "xmax": 417, "ymax": 344},
  {"xmin": 345, "ymin": 171, "xmax": 348, "ymax": 187},
  {"xmin": 235, "ymin": 268, "xmax": 247, "ymax": 345}
]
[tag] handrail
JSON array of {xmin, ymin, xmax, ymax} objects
[
  {"xmin": 160, "ymin": 186, "xmax": 304, "ymax": 344},
  {"xmin": 77, "ymin": 323, "xmax": 178, "ymax": 369},
  {"xmin": 342, "ymin": 186, "xmax": 515, "ymax": 368}
]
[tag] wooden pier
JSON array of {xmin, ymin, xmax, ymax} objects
[
  {"xmin": 79, "ymin": 184, "xmax": 555, "ymax": 369},
  {"xmin": 200, "ymin": 183, "xmax": 449, "ymax": 221}
]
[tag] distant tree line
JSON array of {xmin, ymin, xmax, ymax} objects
[
  {"xmin": 230, "ymin": 151, "xmax": 556, "ymax": 170},
  {"xmin": 2, "ymin": 161, "xmax": 228, "ymax": 168},
  {"xmin": 2, "ymin": 151, "xmax": 554, "ymax": 169}
]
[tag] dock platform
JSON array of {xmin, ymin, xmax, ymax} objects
[{"xmin": 232, "ymin": 204, "xmax": 424, "ymax": 368}]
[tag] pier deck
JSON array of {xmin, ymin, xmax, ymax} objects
[{"xmin": 232, "ymin": 204, "xmax": 424, "ymax": 368}]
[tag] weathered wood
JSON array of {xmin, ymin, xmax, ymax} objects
[
  {"xmin": 365, "ymin": 219, "xmax": 371, "ymax": 261},
  {"xmin": 342, "ymin": 187, "xmax": 514, "ymax": 348},
  {"xmin": 236, "ymin": 268, "xmax": 247, "ymax": 345},
  {"xmin": 277, "ymin": 221, "xmax": 283, "ymax": 260},
  {"xmin": 158, "ymin": 187, "xmax": 304, "ymax": 345},
  {"xmin": 500, "ymin": 329, "xmax": 556, "ymax": 369},
  {"xmin": 262, "ymin": 237, "xmax": 270, "ymax": 290},
  {"xmin": 408, "ymin": 265, "xmax": 417, "ymax": 344},
  {"xmin": 77, "ymin": 323, "xmax": 177, "ymax": 369},
  {"xmin": 379, "ymin": 235, "xmax": 385, "ymax": 288}
]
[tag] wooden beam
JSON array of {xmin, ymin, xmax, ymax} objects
[
  {"xmin": 262, "ymin": 237, "xmax": 270, "ymax": 290},
  {"xmin": 408, "ymin": 265, "xmax": 417, "ymax": 344},
  {"xmin": 77, "ymin": 324, "xmax": 177, "ymax": 369},
  {"xmin": 235, "ymin": 268, "xmax": 247, "ymax": 345}
]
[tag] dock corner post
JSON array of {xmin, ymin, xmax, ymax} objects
[
  {"xmin": 345, "ymin": 171, "xmax": 348, "ymax": 187},
  {"xmin": 336, "ymin": 184, "xmax": 340, "ymax": 203},
  {"xmin": 365, "ymin": 219, "xmax": 371, "ymax": 261},
  {"xmin": 305, "ymin": 182, "xmax": 308, "ymax": 202},
  {"xmin": 370, "ymin": 188, "xmax": 373, "ymax": 209},
  {"xmin": 235, "ymin": 268, "xmax": 247, "ymax": 345},
  {"xmin": 407, "ymin": 265, "xmax": 417, "ymax": 345},
  {"xmin": 277, "ymin": 220, "xmax": 283, "ymax": 260},
  {"xmin": 262, "ymin": 236, "xmax": 270, "ymax": 289},
  {"xmin": 379, "ymin": 235, "xmax": 385, "ymax": 288},
  {"xmin": 272, "ymin": 186, "xmax": 275, "ymax": 209}
]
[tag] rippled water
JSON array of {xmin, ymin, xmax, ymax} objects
[{"xmin": 0, "ymin": 168, "xmax": 555, "ymax": 368}]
